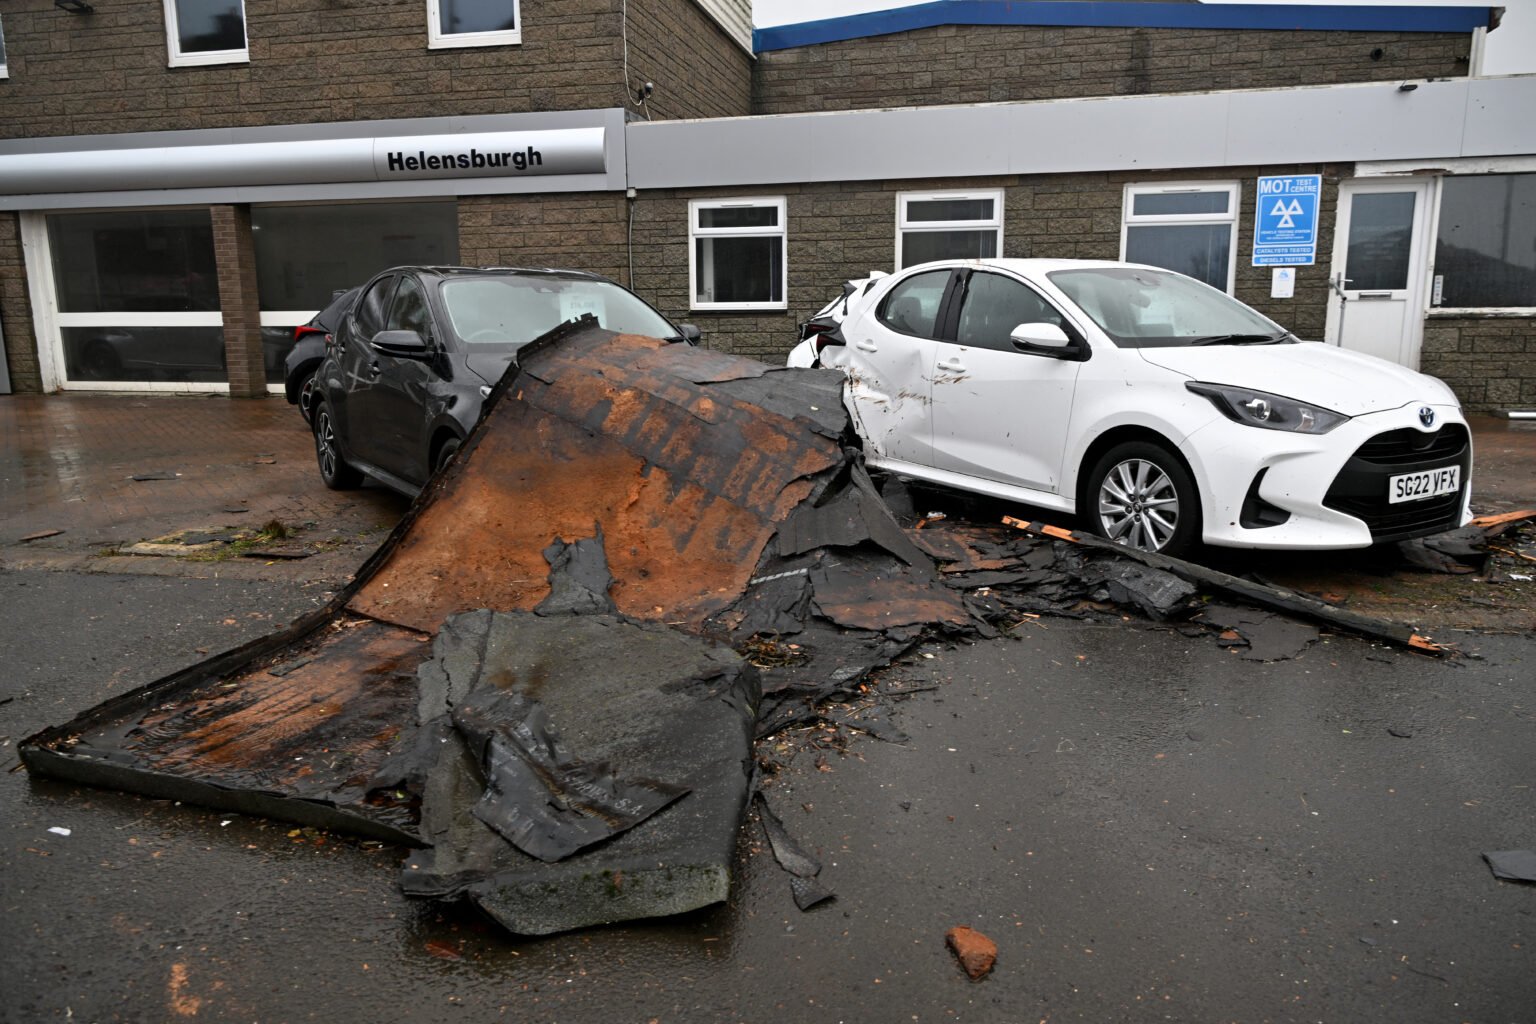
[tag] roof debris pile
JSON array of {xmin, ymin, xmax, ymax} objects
[
  {"xmin": 19, "ymin": 325, "xmax": 888, "ymax": 935},
  {"xmin": 19, "ymin": 321, "xmax": 1470, "ymax": 937}
]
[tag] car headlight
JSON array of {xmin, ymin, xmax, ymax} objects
[{"xmin": 1186, "ymin": 382, "xmax": 1350, "ymax": 434}]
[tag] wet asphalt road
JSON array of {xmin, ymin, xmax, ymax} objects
[{"xmin": 2, "ymin": 567, "xmax": 1533, "ymax": 1023}]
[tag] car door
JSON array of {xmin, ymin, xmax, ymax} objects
[
  {"xmin": 367, "ymin": 274, "xmax": 442, "ymax": 485},
  {"xmin": 825, "ymin": 268, "xmax": 955, "ymax": 466},
  {"xmin": 335, "ymin": 273, "xmax": 398, "ymax": 470},
  {"xmin": 927, "ymin": 269, "xmax": 1085, "ymax": 494}
]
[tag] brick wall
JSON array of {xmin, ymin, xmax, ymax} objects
[
  {"xmin": 0, "ymin": 0, "xmax": 629, "ymax": 140},
  {"xmin": 624, "ymin": 0, "xmax": 752, "ymax": 121},
  {"xmin": 753, "ymin": 25, "xmax": 1471, "ymax": 113},
  {"xmin": 1421, "ymin": 316, "xmax": 1536, "ymax": 413},
  {"xmin": 1, "ymin": 214, "xmax": 40, "ymax": 393},
  {"xmin": 627, "ymin": 165, "xmax": 1344, "ymax": 364},
  {"xmin": 458, "ymin": 193, "xmax": 630, "ymax": 283},
  {"xmin": 211, "ymin": 205, "xmax": 266, "ymax": 399}
]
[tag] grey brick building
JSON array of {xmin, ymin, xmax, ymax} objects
[{"xmin": 0, "ymin": 0, "xmax": 1530, "ymax": 411}]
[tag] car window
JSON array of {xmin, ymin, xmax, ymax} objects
[
  {"xmin": 954, "ymin": 272, "xmax": 1066, "ymax": 352},
  {"xmin": 440, "ymin": 275, "xmax": 677, "ymax": 347},
  {"xmin": 355, "ymin": 276, "xmax": 396, "ymax": 340},
  {"xmin": 876, "ymin": 270, "xmax": 951, "ymax": 338},
  {"xmin": 386, "ymin": 276, "xmax": 433, "ymax": 339},
  {"xmin": 1048, "ymin": 267, "xmax": 1283, "ymax": 347}
]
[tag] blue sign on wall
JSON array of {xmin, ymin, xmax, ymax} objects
[{"xmin": 1252, "ymin": 174, "xmax": 1322, "ymax": 267}]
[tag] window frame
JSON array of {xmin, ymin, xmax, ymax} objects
[
  {"xmin": 1120, "ymin": 182, "xmax": 1240, "ymax": 294},
  {"xmin": 30, "ymin": 206, "xmax": 229, "ymax": 394},
  {"xmin": 1, "ymin": 14, "xmax": 10, "ymax": 80},
  {"xmin": 162, "ymin": 0, "xmax": 250, "ymax": 68},
  {"xmin": 1428, "ymin": 172, "xmax": 1536, "ymax": 315},
  {"xmin": 895, "ymin": 189, "xmax": 1004, "ymax": 271},
  {"xmin": 688, "ymin": 197, "xmax": 789, "ymax": 312},
  {"xmin": 427, "ymin": 0, "xmax": 523, "ymax": 50}
]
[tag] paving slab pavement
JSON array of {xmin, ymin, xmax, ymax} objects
[{"xmin": 1, "ymin": 394, "xmax": 407, "ymax": 582}]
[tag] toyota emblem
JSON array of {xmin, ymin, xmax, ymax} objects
[{"xmin": 1418, "ymin": 406, "xmax": 1436, "ymax": 428}]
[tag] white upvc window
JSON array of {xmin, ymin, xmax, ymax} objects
[
  {"xmin": 896, "ymin": 189, "xmax": 1003, "ymax": 270},
  {"xmin": 163, "ymin": 0, "xmax": 249, "ymax": 68},
  {"xmin": 689, "ymin": 198, "xmax": 788, "ymax": 311},
  {"xmin": 427, "ymin": 0, "xmax": 522, "ymax": 49},
  {"xmin": 1121, "ymin": 182, "xmax": 1240, "ymax": 293}
]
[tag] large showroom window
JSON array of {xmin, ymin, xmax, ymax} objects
[
  {"xmin": 428, "ymin": 0, "xmax": 521, "ymax": 48},
  {"xmin": 1121, "ymin": 183, "xmax": 1239, "ymax": 292},
  {"xmin": 1433, "ymin": 173, "xmax": 1536, "ymax": 309},
  {"xmin": 47, "ymin": 209, "xmax": 225, "ymax": 386},
  {"xmin": 252, "ymin": 201, "xmax": 459, "ymax": 384},
  {"xmin": 689, "ymin": 198, "xmax": 787, "ymax": 311},
  {"xmin": 163, "ymin": 0, "xmax": 249, "ymax": 67},
  {"xmin": 897, "ymin": 190, "xmax": 1002, "ymax": 269}
]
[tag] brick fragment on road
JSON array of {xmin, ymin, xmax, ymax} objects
[{"xmin": 945, "ymin": 925, "xmax": 997, "ymax": 979}]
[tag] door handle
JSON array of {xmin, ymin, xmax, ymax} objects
[
  {"xmin": 936, "ymin": 359, "xmax": 966, "ymax": 372},
  {"xmin": 855, "ymin": 340, "xmax": 878, "ymax": 352}
]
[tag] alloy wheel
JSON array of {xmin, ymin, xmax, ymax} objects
[
  {"xmin": 316, "ymin": 410, "xmax": 339, "ymax": 479},
  {"xmin": 1097, "ymin": 457, "xmax": 1181, "ymax": 552}
]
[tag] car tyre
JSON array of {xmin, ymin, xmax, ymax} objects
[
  {"xmin": 297, "ymin": 372, "xmax": 319, "ymax": 426},
  {"xmin": 1084, "ymin": 440, "xmax": 1201, "ymax": 557},
  {"xmin": 434, "ymin": 437, "xmax": 462, "ymax": 475},
  {"xmin": 313, "ymin": 400, "xmax": 363, "ymax": 490}
]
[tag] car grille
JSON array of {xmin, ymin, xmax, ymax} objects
[
  {"xmin": 1322, "ymin": 423, "xmax": 1470, "ymax": 543},
  {"xmin": 1352, "ymin": 426, "xmax": 1468, "ymax": 466}
]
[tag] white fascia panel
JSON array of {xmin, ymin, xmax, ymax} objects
[
  {"xmin": 1224, "ymin": 82, "xmax": 1470, "ymax": 165},
  {"xmin": 627, "ymin": 78, "xmax": 1536, "ymax": 191},
  {"xmin": 1463, "ymin": 76, "xmax": 1536, "ymax": 158},
  {"xmin": 692, "ymin": 0, "xmax": 753, "ymax": 54}
]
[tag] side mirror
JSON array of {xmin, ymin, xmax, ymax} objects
[
  {"xmin": 1010, "ymin": 322, "xmax": 1073, "ymax": 351},
  {"xmin": 677, "ymin": 324, "xmax": 702, "ymax": 344},
  {"xmin": 372, "ymin": 329, "xmax": 430, "ymax": 358}
]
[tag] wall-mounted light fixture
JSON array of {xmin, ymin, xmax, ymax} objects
[{"xmin": 55, "ymin": 0, "xmax": 95, "ymax": 12}]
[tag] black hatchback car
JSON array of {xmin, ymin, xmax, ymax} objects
[{"xmin": 310, "ymin": 266, "xmax": 697, "ymax": 497}]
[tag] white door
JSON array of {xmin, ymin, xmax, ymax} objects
[
  {"xmin": 927, "ymin": 270, "xmax": 1080, "ymax": 493},
  {"xmin": 1325, "ymin": 180, "xmax": 1432, "ymax": 368}
]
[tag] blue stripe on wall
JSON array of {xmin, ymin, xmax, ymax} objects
[{"xmin": 753, "ymin": 2, "xmax": 1495, "ymax": 53}]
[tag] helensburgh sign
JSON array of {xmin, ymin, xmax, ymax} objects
[
  {"xmin": 0, "ymin": 128, "xmax": 607, "ymax": 195},
  {"xmin": 374, "ymin": 129, "xmax": 606, "ymax": 181}
]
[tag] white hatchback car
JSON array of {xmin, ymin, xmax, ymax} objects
[{"xmin": 789, "ymin": 259, "xmax": 1472, "ymax": 556}]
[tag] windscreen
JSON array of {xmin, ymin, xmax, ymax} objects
[
  {"xmin": 441, "ymin": 276, "xmax": 677, "ymax": 346},
  {"xmin": 1048, "ymin": 267, "xmax": 1284, "ymax": 348}
]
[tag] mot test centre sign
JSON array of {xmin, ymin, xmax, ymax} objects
[{"xmin": 1252, "ymin": 174, "xmax": 1322, "ymax": 267}]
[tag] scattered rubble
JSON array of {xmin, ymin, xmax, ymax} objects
[
  {"xmin": 946, "ymin": 925, "xmax": 998, "ymax": 979},
  {"xmin": 756, "ymin": 793, "xmax": 835, "ymax": 911},
  {"xmin": 1483, "ymin": 849, "xmax": 1536, "ymax": 884}
]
